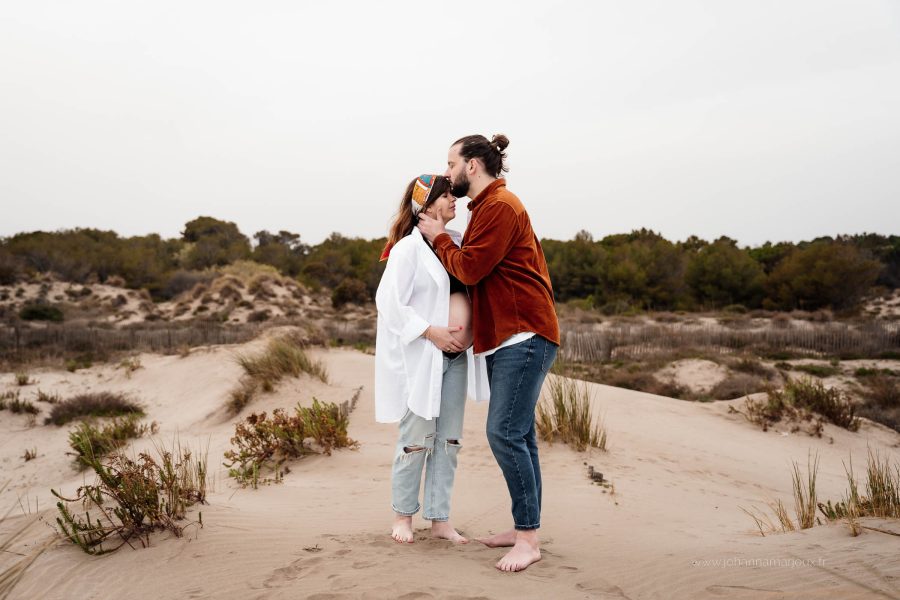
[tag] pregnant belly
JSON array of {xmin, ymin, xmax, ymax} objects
[{"xmin": 448, "ymin": 292, "xmax": 473, "ymax": 349}]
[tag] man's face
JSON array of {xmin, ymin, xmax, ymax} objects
[{"xmin": 445, "ymin": 144, "xmax": 470, "ymax": 198}]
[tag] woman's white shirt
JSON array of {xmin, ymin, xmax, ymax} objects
[{"xmin": 374, "ymin": 227, "xmax": 489, "ymax": 423}]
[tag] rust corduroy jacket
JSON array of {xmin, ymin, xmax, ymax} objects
[{"xmin": 432, "ymin": 179, "xmax": 560, "ymax": 354}]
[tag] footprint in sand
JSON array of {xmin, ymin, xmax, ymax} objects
[
  {"xmin": 705, "ymin": 584, "xmax": 784, "ymax": 596},
  {"xmin": 575, "ymin": 578, "xmax": 632, "ymax": 598},
  {"xmin": 263, "ymin": 556, "xmax": 323, "ymax": 588}
]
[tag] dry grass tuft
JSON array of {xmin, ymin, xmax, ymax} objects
[
  {"xmin": 14, "ymin": 372, "xmax": 33, "ymax": 386},
  {"xmin": 116, "ymin": 356, "xmax": 143, "ymax": 378},
  {"xmin": 34, "ymin": 389, "xmax": 60, "ymax": 404},
  {"xmin": 0, "ymin": 481, "xmax": 58, "ymax": 599},
  {"xmin": 818, "ymin": 448, "xmax": 900, "ymax": 533},
  {"xmin": 0, "ymin": 391, "xmax": 39, "ymax": 416},
  {"xmin": 536, "ymin": 376, "xmax": 607, "ymax": 452},
  {"xmin": 228, "ymin": 336, "xmax": 328, "ymax": 413},
  {"xmin": 741, "ymin": 452, "xmax": 820, "ymax": 535},
  {"xmin": 746, "ymin": 449, "xmax": 899, "ymax": 538}
]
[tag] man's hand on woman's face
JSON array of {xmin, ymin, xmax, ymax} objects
[{"xmin": 417, "ymin": 213, "xmax": 445, "ymax": 243}]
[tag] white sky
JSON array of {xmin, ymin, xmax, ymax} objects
[{"xmin": 1, "ymin": 1, "xmax": 899, "ymax": 246}]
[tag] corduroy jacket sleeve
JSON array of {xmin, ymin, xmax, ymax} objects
[{"xmin": 432, "ymin": 201, "xmax": 518, "ymax": 285}]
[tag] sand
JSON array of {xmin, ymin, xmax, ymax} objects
[
  {"xmin": 2, "ymin": 337, "xmax": 900, "ymax": 600},
  {"xmin": 654, "ymin": 359, "xmax": 729, "ymax": 395}
]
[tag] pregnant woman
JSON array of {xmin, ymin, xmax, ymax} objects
[{"xmin": 375, "ymin": 174, "xmax": 480, "ymax": 545}]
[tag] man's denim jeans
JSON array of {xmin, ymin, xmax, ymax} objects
[
  {"xmin": 391, "ymin": 352, "xmax": 467, "ymax": 521},
  {"xmin": 485, "ymin": 335, "xmax": 558, "ymax": 530}
]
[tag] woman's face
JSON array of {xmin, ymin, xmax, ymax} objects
[{"xmin": 423, "ymin": 191, "xmax": 456, "ymax": 223}]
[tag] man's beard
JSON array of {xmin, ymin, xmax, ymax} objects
[{"xmin": 450, "ymin": 172, "xmax": 470, "ymax": 198}]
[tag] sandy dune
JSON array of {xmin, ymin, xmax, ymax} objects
[{"xmin": 2, "ymin": 338, "xmax": 900, "ymax": 600}]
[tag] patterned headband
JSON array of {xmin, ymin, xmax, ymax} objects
[
  {"xmin": 411, "ymin": 174, "xmax": 442, "ymax": 215},
  {"xmin": 379, "ymin": 174, "xmax": 445, "ymax": 262}
]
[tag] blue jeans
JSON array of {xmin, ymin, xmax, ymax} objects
[
  {"xmin": 391, "ymin": 352, "xmax": 467, "ymax": 521},
  {"xmin": 485, "ymin": 335, "xmax": 558, "ymax": 530}
]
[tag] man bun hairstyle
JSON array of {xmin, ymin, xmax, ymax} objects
[{"xmin": 453, "ymin": 133, "xmax": 510, "ymax": 178}]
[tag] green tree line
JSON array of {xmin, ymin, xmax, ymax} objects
[{"xmin": 1, "ymin": 217, "xmax": 897, "ymax": 312}]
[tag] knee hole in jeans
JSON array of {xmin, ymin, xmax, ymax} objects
[{"xmin": 403, "ymin": 446, "xmax": 426, "ymax": 454}]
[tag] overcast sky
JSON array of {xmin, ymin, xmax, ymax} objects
[{"xmin": 1, "ymin": 1, "xmax": 898, "ymax": 247}]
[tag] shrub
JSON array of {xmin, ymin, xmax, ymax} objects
[
  {"xmin": 730, "ymin": 358, "xmax": 777, "ymax": 380},
  {"xmin": 861, "ymin": 376, "xmax": 899, "ymax": 408},
  {"xmin": 15, "ymin": 372, "xmax": 33, "ymax": 386},
  {"xmin": 67, "ymin": 415, "xmax": 158, "ymax": 468},
  {"xmin": 65, "ymin": 356, "xmax": 93, "ymax": 372},
  {"xmin": 53, "ymin": 437, "xmax": 207, "ymax": 554},
  {"xmin": 247, "ymin": 309, "xmax": 270, "ymax": 322},
  {"xmin": 786, "ymin": 378, "xmax": 859, "ymax": 429},
  {"xmin": 723, "ymin": 304, "xmax": 748, "ymax": 314},
  {"xmin": 766, "ymin": 242, "xmax": 881, "ymax": 310},
  {"xmin": 857, "ymin": 376, "xmax": 900, "ymax": 432},
  {"xmin": 732, "ymin": 377, "xmax": 859, "ymax": 432},
  {"xmin": 46, "ymin": 392, "xmax": 144, "ymax": 426},
  {"xmin": 855, "ymin": 367, "xmax": 898, "ymax": 378},
  {"xmin": 19, "ymin": 303, "xmax": 64, "ymax": 322},
  {"xmin": 331, "ymin": 278, "xmax": 370, "ymax": 308},
  {"xmin": 607, "ymin": 371, "xmax": 690, "ymax": 399},
  {"xmin": 710, "ymin": 374, "xmax": 766, "ymax": 400},
  {"xmin": 160, "ymin": 270, "xmax": 217, "ymax": 301},
  {"xmin": 65, "ymin": 286, "xmax": 93, "ymax": 299},
  {"xmin": 791, "ymin": 363, "xmax": 839, "ymax": 378},
  {"xmin": 217, "ymin": 283, "xmax": 243, "ymax": 302},
  {"xmin": 247, "ymin": 275, "xmax": 275, "ymax": 298},
  {"xmin": 536, "ymin": 376, "xmax": 607, "ymax": 452},
  {"xmin": 0, "ymin": 250, "xmax": 23, "ymax": 284},
  {"xmin": 224, "ymin": 398, "xmax": 358, "ymax": 487}
]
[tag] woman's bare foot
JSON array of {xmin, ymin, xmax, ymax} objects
[
  {"xmin": 391, "ymin": 515, "xmax": 414, "ymax": 543},
  {"xmin": 431, "ymin": 521, "xmax": 469, "ymax": 544},
  {"xmin": 476, "ymin": 528, "xmax": 517, "ymax": 547}
]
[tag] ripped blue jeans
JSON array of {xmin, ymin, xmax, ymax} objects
[{"xmin": 391, "ymin": 352, "xmax": 467, "ymax": 521}]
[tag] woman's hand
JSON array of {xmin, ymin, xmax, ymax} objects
[{"xmin": 424, "ymin": 326, "xmax": 465, "ymax": 352}]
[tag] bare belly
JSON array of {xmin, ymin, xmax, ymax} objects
[{"xmin": 448, "ymin": 292, "xmax": 473, "ymax": 350}]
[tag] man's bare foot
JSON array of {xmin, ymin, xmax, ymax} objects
[
  {"xmin": 391, "ymin": 515, "xmax": 414, "ymax": 543},
  {"xmin": 496, "ymin": 530, "xmax": 541, "ymax": 572},
  {"xmin": 476, "ymin": 528, "xmax": 517, "ymax": 548},
  {"xmin": 431, "ymin": 521, "xmax": 469, "ymax": 544}
]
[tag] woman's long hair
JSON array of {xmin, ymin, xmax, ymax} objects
[{"xmin": 384, "ymin": 175, "xmax": 451, "ymax": 252}]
